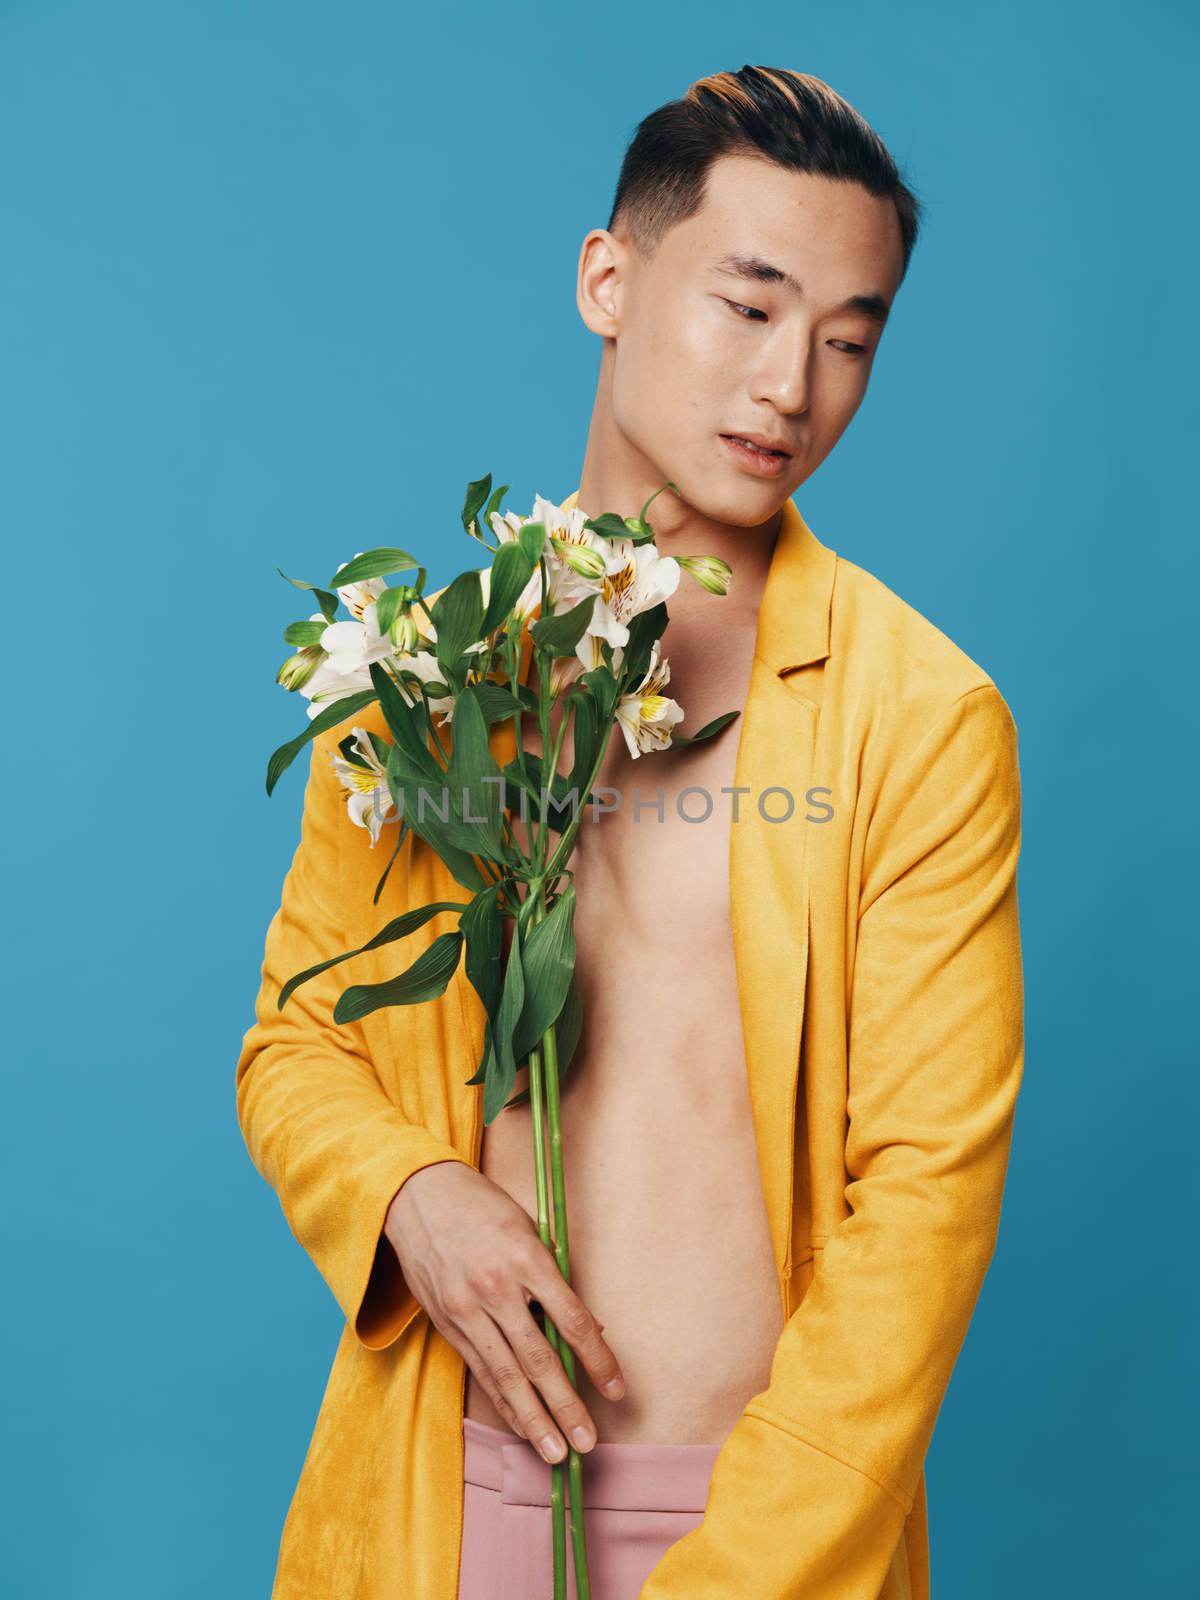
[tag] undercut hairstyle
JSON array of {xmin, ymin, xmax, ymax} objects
[{"xmin": 607, "ymin": 66, "xmax": 923, "ymax": 281}]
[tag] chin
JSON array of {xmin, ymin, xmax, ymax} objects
[{"xmin": 676, "ymin": 472, "xmax": 793, "ymax": 530}]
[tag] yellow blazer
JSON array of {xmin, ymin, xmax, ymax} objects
[{"xmin": 236, "ymin": 489, "xmax": 1024, "ymax": 1598}]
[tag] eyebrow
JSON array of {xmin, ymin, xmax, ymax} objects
[{"xmin": 712, "ymin": 253, "xmax": 891, "ymax": 325}]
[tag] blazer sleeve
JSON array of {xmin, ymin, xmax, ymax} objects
[
  {"xmin": 234, "ymin": 722, "xmax": 474, "ymax": 1352},
  {"xmin": 639, "ymin": 682, "xmax": 1024, "ymax": 1599}
]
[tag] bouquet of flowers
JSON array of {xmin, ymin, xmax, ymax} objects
[{"xmin": 264, "ymin": 476, "xmax": 735, "ymax": 1599}]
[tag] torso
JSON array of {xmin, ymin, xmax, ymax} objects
[{"xmin": 465, "ymin": 604, "xmax": 785, "ymax": 1446}]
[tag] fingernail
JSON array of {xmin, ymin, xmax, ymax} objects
[
  {"xmin": 603, "ymin": 1378, "xmax": 625, "ymax": 1399},
  {"xmin": 541, "ymin": 1434, "xmax": 565, "ymax": 1462},
  {"xmin": 570, "ymin": 1426, "xmax": 595, "ymax": 1451}
]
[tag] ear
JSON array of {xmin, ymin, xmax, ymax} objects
[{"xmin": 576, "ymin": 228, "xmax": 626, "ymax": 339}]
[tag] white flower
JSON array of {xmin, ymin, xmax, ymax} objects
[
  {"xmin": 589, "ymin": 538, "xmax": 680, "ymax": 646},
  {"xmin": 326, "ymin": 727, "xmax": 399, "ymax": 846},
  {"xmin": 389, "ymin": 648, "xmax": 458, "ymax": 725},
  {"xmin": 301, "ymin": 590, "xmax": 457, "ymax": 725},
  {"xmin": 301, "ymin": 600, "xmax": 398, "ymax": 718},
  {"xmin": 488, "ymin": 494, "xmax": 681, "ymax": 705},
  {"xmin": 614, "ymin": 642, "xmax": 685, "ymax": 759},
  {"xmin": 489, "ymin": 492, "xmax": 605, "ymax": 624},
  {"xmin": 333, "ymin": 557, "xmax": 389, "ymax": 623},
  {"xmin": 564, "ymin": 536, "xmax": 680, "ymax": 682}
]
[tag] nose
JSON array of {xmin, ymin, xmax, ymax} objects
[{"xmin": 752, "ymin": 327, "xmax": 811, "ymax": 415}]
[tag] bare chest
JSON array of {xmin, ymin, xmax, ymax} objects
[{"xmin": 465, "ymin": 636, "xmax": 784, "ymax": 1441}]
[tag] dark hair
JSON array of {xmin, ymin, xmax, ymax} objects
[{"xmin": 607, "ymin": 66, "xmax": 923, "ymax": 281}]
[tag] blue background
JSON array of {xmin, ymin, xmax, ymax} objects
[{"xmin": 2, "ymin": 2, "xmax": 1195, "ymax": 1595}]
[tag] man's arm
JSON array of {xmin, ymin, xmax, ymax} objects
[
  {"xmin": 639, "ymin": 682, "xmax": 1024, "ymax": 1598},
  {"xmin": 234, "ymin": 721, "xmax": 474, "ymax": 1351}
]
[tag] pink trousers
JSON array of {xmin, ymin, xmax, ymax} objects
[{"xmin": 457, "ymin": 1415, "xmax": 722, "ymax": 1600}]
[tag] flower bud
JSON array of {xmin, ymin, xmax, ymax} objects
[
  {"xmin": 676, "ymin": 554, "xmax": 733, "ymax": 596},
  {"xmin": 276, "ymin": 646, "xmax": 323, "ymax": 691},
  {"xmin": 390, "ymin": 607, "xmax": 421, "ymax": 653},
  {"xmin": 551, "ymin": 536, "xmax": 607, "ymax": 581},
  {"xmin": 624, "ymin": 516, "xmax": 652, "ymax": 537}
]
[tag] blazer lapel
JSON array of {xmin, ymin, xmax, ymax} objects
[{"xmin": 727, "ymin": 499, "xmax": 836, "ymax": 1290}]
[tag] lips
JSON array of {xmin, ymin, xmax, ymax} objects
[
  {"xmin": 720, "ymin": 433, "xmax": 791, "ymax": 477},
  {"xmin": 722, "ymin": 433, "xmax": 791, "ymax": 458}
]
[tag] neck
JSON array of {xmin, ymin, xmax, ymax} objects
[{"xmin": 572, "ymin": 445, "xmax": 783, "ymax": 640}]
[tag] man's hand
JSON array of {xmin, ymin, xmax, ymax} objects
[{"xmin": 385, "ymin": 1161, "xmax": 626, "ymax": 1464}]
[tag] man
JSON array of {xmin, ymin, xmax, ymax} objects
[{"xmin": 236, "ymin": 65, "xmax": 1023, "ymax": 1598}]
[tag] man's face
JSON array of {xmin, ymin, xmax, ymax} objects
[{"xmin": 583, "ymin": 153, "xmax": 905, "ymax": 523}]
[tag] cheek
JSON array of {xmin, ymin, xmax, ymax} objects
[
  {"xmin": 613, "ymin": 311, "xmax": 707, "ymax": 431},
  {"xmin": 676, "ymin": 304, "xmax": 743, "ymax": 383},
  {"xmin": 804, "ymin": 375, "xmax": 869, "ymax": 470},
  {"xmin": 813, "ymin": 358, "xmax": 869, "ymax": 432}
]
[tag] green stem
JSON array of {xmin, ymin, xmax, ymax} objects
[
  {"xmin": 524, "ymin": 1026, "xmax": 567, "ymax": 1598},
  {"xmin": 411, "ymin": 593, "xmax": 438, "ymax": 639},
  {"xmin": 541, "ymin": 1003, "xmax": 591, "ymax": 1599},
  {"xmin": 543, "ymin": 715, "xmax": 619, "ymax": 885},
  {"xmin": 507, "ymin": 628, "xmax": 531, "ymax": 785},
  {"xmin": 526, "ymin": 890, "xmax": 591, "ymax": 1600}
]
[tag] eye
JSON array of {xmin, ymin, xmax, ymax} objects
[
  {"xmin": 723, "ymin": 298, "xmax": 768, "ymax": 322},
  {"xmin": 828, "ymin": 340, "xmax": 866, "ymax": 356}
]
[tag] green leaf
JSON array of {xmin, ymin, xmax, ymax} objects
[
  {"xmin": 464, "ymin": 1014, "xmax": 494, "ymax": 1087},
  {"xmin": 621, "ymin": 602, "xmax": 668, "ymax": 686},
  {"xmin": 503, "ymin": 968, "xmax": 583, "ymax": 1110},
  {"xmin": 333, "ymin": 930, "xmax": 464, "ymax": 1023},
  {"xmin": 371, "ymin": 818, "xmax": 410, "ymax": 905},
  {"xmin": 512, "ymin": 884, "xmax": 576, "ymax": 1061},
  {"xmin": 266, "ymin": 689, "xmax": 377, "ymax": 796},
  {"xmin": 369, "ymin": 661, "xmax": 441, "ymax": 777},
  {"xmin": 482, "ymin": 482, "xmax": 511, "ymax": 537},
  {"xmin": 480, "ymin": 541, "xmax": 535, "ymax": 636},
  {"xmin": 582, "ymin": 508, "xmax": 657, "ymax": 546},
  {"xmin": 374, "ymin": 587, "xmax": 408, "ymax": 638},
  {"xmin": 473, "ymin": 681, "xmax": 524, "ymax": 725},
  {"xmin": 554, "ymin": 966, "xmax": 583, "ymax": 1074},
  {"xmin": 328, "ymin": 548, "xmax": 420, "ymax": 587},
  {"xmin": 581, "ymin": 664, "xmax": 620, "ymax": 726},
  {"xmin": 502, "ymin": 754, "xmax": 581, "ymax": 832},
  {"xmin": 519, "ymin": 521, "xmax": 546, "ymax": 563},
  {"xmin": 277, "ymin": 899, "xmax": 469, "ymax": 1009},
  {"xmin": 486, "ymin": 929, "xmax": 526, "ymax": 1124},
  {"xmin": 462, "ymin": 474, "xmax": 493, "ymax": 534},
  {"xmin": 669, "ymin": 708, "xmax": 741, "ymax": 747},
  {"xmin": 582, "ymin": 512, "xmax": 633, "ymax": 541},
  {"xmin": 461, "ymin": 881, "xmax": 504, "ymax": 1018},
  {"xmin": 566, "ymin": 691, "xmax": 600, "ymax": 794},
  {"xmin": 283, "ymin": 619, "xmax": 328, "ymax": 647},
  {"xmin": 385, "ymin": 746, "xmax": 489, "ymax": 894},
  {"xmin": 445, "ymin": 684, "xmax": 512, "ymax": 864},
  {"xmin": 500, "ymin": 758, "xmax": 543, "ymax": 808},
  {"xmin": 432, "ymin": 569, "xmax": 486, "ymax": 685},
  {"xmin": 531, "ymin": 592, "xmax": 596, "ymax": 658},
  {"xmin": 276, "ymin": 569, "xmax": 339, "ymax": 622},
  {"xmin": 393, "ymin": 666, "xmax": 450, "ymax": 700}
]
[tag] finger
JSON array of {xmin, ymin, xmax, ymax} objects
[
  {"xmin": 468, "ymin": 1309, "xmax": 573, "ymax": 1465},
  {"xmin": 436, "ymin": 1318, "xmax": 528, "ymax": 1441},
  {"xmin": 531, "ymin": 1269, "xmax": 626, "ymax": 1400},
  {"xmin": 500, "ymin": 1299, "xmax": 600, "ymax": 1453}
]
